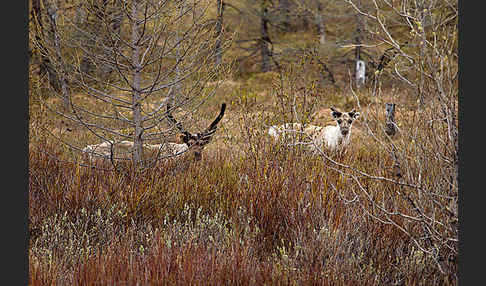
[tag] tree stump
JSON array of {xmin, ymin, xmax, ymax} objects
[
  {"xmin": 384, "ymin": 103, "xmax": 397, "ymax": 137},
  {"xmin": 356, "ymin": 60, "xmax": 366, "ymax": 87}
]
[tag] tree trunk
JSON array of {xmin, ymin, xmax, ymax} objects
[
  {"xmin": 260, "ymin": 0, "xmax": 271, "ymax": 72},
  {"xmin": 78, "ymin": 1, "xmax": 95, "ymax": 76},
  {"xmin": 315, "ymin": 1, "xmax": 326, "ymax": 44},
  {"xmin": 45, "ymin": 0, "xmax": 71, "ymax": 109},
  {"xmin": 130, "ymin": 0, "xmax": 144, "ymax": 166},
  {"xmin": 79, "ymin": 0, "xmax": 115, "ymax": 77},
  {"xmin": 356, "ymin": 60, "xmax": 366, "ymax": 87},
  {"xmin": 74, "ymin": 3, "xmax": 94, "ymax": 76},
  {"xmin": 384, "ymin": 102, "xmax": 397, "ymax": 136},
  {"xmin": 354, "ymin": 0, "xmax": 365, "ymax": 88},
  {"xmin": 97, "ymin": 0, "xmax": 116, "ymax": 75},
  {"xmin": 214, "ymin": 0, "xmax": 225, "ymax": 70},
  {"xmin": 31, "ymin": 0, "xmax": 61, "ymax": 93},
  {"xmin": 354, "ymin": 0, "xmax": 362, "ymax": 61}
]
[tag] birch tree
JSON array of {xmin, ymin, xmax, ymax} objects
[
  {"xmin": 339, "ymin": 0, "xmax": 458, "ymax": 277},
  {"xmin": 32, "ymin": 0, "xmax": 226, "ymax": 169},
  {"xmin": 214, "ymin": 0, "xmax": 225, "ymax": 69}
]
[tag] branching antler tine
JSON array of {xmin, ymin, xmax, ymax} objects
[
  {"xmin": 166, "ymin": 100, "xmax": 193, "ymax": 141},
  {"xmin": 198, "ymin": 103, "xmax": 226, "ymax": 144},
  {"xmin": 207, "ymin": 103, "xmax": 227, "ymax": 132},
  {"xmin": 166, "ymin": 101, "xmax": 182, "ymax": 132}
]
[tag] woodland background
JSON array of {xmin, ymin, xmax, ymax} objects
[{"xmin": 28, "ymin": 0, "xmax": 458, "ymax": 284}]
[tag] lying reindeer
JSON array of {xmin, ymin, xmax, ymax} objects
[
  {"xmin": 268, "ymin": 107, "xmax": 360, "ymax": 152},
  {"xmin": 82, "ymin": 102, "xmax": 227, "ymax": 162},
  {"xmin": 166, "ymin": 101, "xmax": 227, "ymax": 161}
]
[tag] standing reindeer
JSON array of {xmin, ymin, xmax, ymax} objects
[
  {"xmin": 268, "ymin": 107, "xmax": 360, "ymax": 152},
  {"xmin": 82, "ymin": 102, "xmax": 227, "ymax": 162}
]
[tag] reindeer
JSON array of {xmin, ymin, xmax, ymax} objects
[
  {"xmin": 82, "ymin": 102, "xmax": 226, "ymax": 162},
  {"xmin": 166, "ymin": 102, "xmax": 227, "ymax": 161},
  {"xmin": 82, "ymin": 140, "xmax": 134, "ymax": 160},
  {"xmin": 268, "ymin": 107, "xmax": 360, "ymax": 152}
]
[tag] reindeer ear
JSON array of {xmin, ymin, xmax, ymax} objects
[
  {"xmin": 330, "ymin": 107, "xmax": 342, "ymax": 118},
  {"xmin": 349, "ymin": 109, "xmax": 360, "ymax": 119},
  {"xmin": 179, "ymin": 133, "xmax": 190, "ymax": 144}
]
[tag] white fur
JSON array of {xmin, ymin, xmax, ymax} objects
[
  {"xmin": 268, "ymin": 108, "xmax": 359, "ymax": 152},
  {"xmin": 268, "ymin": 123, "xmax": 352, "ymax": 151},
  {"xmin": 321, "ymin": 125, "xmax": 351, "ymax": 150},
  {"xmin": 82, "ymin": 140, "xmax": 189, "ymax": 161},
  {"xmin": 267, "ymin": 126, "xmax": 279, "ymax": 139},
  {"xmin": 145, "ymin": 142, "xmax": 189, "ymax": 156}
]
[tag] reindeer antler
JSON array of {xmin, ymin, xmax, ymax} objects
[
  {"xmin": 166, "ymin": 101, "xmax": 196, "ymax": 143},
  {"xmin": 166, "ymin": 102, "xmax": 227, "ymax": 146},
  {"xmin": 194, "ymin": 103, "xmax": 227, "ymax": 145}
]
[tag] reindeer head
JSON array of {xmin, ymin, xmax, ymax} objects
[
  {"xmin": 168, "ymin": 102, "xmax": 226, "ymax": 161},
  {"xmin": 330, "ymin": 107, "xmax": 360, "ymax": 136}
]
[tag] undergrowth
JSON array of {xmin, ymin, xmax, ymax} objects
[{"xmin": 29, "ymin": 129, "xmax": 453, "ymax": 285}]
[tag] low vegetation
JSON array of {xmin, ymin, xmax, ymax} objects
[
  {"xmin": 29, "ymin": 77, "xmax": 457, "ymax": 285},
  {"xmin": 29, "ymin": 0, "xmax": 458, "ymax": 284}
]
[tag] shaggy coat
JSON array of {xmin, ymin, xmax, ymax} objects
[
  {"xmin": 82, "ymin": 103, "xmax": 227, "ymax": 162},
  {"xmin": 268, "ymin": 107, "xmax": 360, "ymax": 152}
]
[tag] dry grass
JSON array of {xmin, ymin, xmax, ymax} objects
[
  {"xmin": 29, "ymin": 76, "xmax": 457, "ymax": 285},
  {"xmin": 28, "ymin": 0, "xmax": 459, "ymax": 282}
]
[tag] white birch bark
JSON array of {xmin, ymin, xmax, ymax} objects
[{"xmin": 356, "ymin": 60, "xmax": 366, "ymax": 87}]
